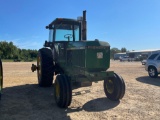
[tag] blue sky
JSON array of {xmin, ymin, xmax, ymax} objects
[{"xmin": 0, "ymin": 0, "xmax": 160, "ymax": 51}]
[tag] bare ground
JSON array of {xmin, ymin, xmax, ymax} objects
[{"xmin": 0, "ymin": 61, "xmax": 160, "ymax": 120}]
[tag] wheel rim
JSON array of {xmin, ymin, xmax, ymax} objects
[
  {"xmin": 149, "ymin": 68, "xmax": 155, "ymax": 76},
  {"xmin": 55, "ymin": 82, "xmax": 60, "ymax": 100},
  {"xmin": 37, "ymin": 56, "xmax": 41, "ymax": 80},
  {"xmin": 106, "ymin": 79, "xmax": 114, "ymax": 94}
]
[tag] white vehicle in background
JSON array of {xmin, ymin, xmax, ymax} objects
[
  {"xmin": 145, "ymin": 52, "xmax": 160, "ymax": 78},
  {"xmin": 119, "ymin": 56, "xmax": 134, "ymax": 62}
]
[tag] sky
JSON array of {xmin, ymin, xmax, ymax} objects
[{"xmin": 0, "ymin": 0, "xmax": 160, "ymax": 51}]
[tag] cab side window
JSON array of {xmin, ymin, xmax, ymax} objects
[{"xmin": 49, "ymin": 29, "xmax": 54, "ymax": 42}]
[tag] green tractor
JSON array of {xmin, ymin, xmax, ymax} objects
[
  {"xmin": 31, "ymin": 11, "xmax": 125, "ymax": 108},
  {"xmin": 0, "ymin": 59, "xmax": 3, "ymax": 100}
]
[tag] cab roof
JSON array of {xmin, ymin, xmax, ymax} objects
[{"xmin": 49, "ymin": 18, "xmax": 80, "ymax": 26}]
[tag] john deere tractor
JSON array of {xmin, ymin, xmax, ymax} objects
[
  {"xmin": 0, "ymin": 59, "xmax": 3, "ymax": 100},
  {"xmin": 31, "ymin": 11, "xmax": 125, "ymax": 108}
]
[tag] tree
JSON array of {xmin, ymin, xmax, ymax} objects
[
  {"xmin": 121, "ymin": 47, "xmax": 127, "ymax": 53},
  {"xmin": 110, "ymin": 48, "xmax": 121, "ymax": 59},
  {"xmin": 0, "ymin": 41, "xmax": 38, "ymax": 61}
]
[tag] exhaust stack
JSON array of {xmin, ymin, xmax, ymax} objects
[{"xmin": 82, "ymin": 10, "xmax": 87, "ymax": 40}]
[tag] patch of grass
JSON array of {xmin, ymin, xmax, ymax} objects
[
  {"xmin": 1, "ymin": 59, "xmax": 14, "ymax": 62},
  {"xmin": 1, "ymin": 59, "xmax": 37, "ymax": 62}
]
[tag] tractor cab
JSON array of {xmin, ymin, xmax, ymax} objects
[
  {"xmin": 44, "ymin": 18, "xmax": 84, "ymax": 62},
  {"xmin": 46, "ymin": 18, "xmax": 81, "ymax": 42},
  {"xmin": 44, "ymin": 11, "xmax": 87, "ymax": 48}
]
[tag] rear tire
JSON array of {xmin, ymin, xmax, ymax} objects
[
  {"xmin": 37, "ymin": 48, "xmax": 54, "ymax": 87},
  {"xmin": 104, "ymin": 73, "xmax": 125, "ymax": 101},
  {"xmin": 54, "ymin": 74, "xmax": 72, "ymax": 108},
  {"xmin": 0, "ymin": 59, "xmax": 3, "ymax": 100},
  {"xmin": 148, "ymin": 67, "xmax": 158, "ymax": 78}
]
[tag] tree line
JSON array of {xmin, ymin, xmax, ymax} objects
[{"xmin": 0, "ymin": 41, "xmax": 38, "ymax": 61}]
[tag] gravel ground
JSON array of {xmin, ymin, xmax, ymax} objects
[{"xmin": 0, "ymin": 61, "xmax": 160, "ymax": 120}]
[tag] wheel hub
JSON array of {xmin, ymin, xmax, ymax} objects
[
  {"xmin": 149, "ymin": 68, "xmax": 155, "ymax": 76},
  {"xmin": 106, "ymin": 79, "xmax": 114, "ymax": 94},
  {"xmin": 55, "ymin": 83, "xmax": 60, "ymax": 100}
]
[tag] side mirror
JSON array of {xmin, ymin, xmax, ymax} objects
[
  {"xmin": 46, "ymin": 26, "xmax": 49, "ymax": 29},
  {"xmin": 46, "ymin": 25, "xmax": 54, "ymax": 29},
  {"xmin": 44, "ymin": 40, "xmax": 48, "ymax": 47}
]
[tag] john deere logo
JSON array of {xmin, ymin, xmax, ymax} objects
[{"xmin": 97, "ymin": 52, "xmax": 103, "ymax": 59}]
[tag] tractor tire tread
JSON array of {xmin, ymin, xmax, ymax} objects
[{"xmin": 38, "ymin": 48, "xmax": 54, "ymax": 87}]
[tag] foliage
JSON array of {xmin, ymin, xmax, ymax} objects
[
  {"xmin": 0, "ymin": 41, "xmax": 38, "ymax": 61},
  {"xmin": 121, "ymin": 47, "xmax": 127, "ymax": 53}
]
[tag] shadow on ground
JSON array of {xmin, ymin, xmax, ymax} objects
[
  {"xmin": 0, "ymin": 84, "xmax": 120, "ymax": 120},
  {"xmin": 82, "ymin": 98, "xmax": 119, "ymax": 112},
  {"xmin": 67, "ymin": 97, "xmax": 120, "ymax": 113},
  {"xmin": 136, "ymin": 76, "xmax": 160, "ymax": 86}
]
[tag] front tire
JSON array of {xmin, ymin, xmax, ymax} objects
[
  {"xmin": 104, "ymin": 73, "xmax": 125, "ymax": 101},
  {"xmin": 37, "ymin": 48, "xmax": 54, "ymax": 87},
  {"xmin": 0, "ymin": 59, "xmax": 3, "ymax": 100},
  {"xmin": 148, "ymin": 67, "xmax": 158, "ymax": 78},
  {"xmin": 54, "ymin": 74, "xmax": 72, "ymax": 108}
]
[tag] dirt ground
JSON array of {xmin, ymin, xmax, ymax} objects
[{"xmin": 0, "ymin": 61, "xmax": 160, "ymax": 120}]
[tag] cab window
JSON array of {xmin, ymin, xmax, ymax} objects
[
  {"xmin": 74, "ymin": 25, "xmax": 80, "ymax": 41},
  {"xmin": 48, "ymin": 29, "xmax": 54, "ymax": 42},
  {"xmin": 54, "ymin": 24, "xmax": 80, "ymax": 41}
]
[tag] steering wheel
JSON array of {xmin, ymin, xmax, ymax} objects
[{"xmin": 64, "ymin": 34, "xmax": 73, "ymax": 41}]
